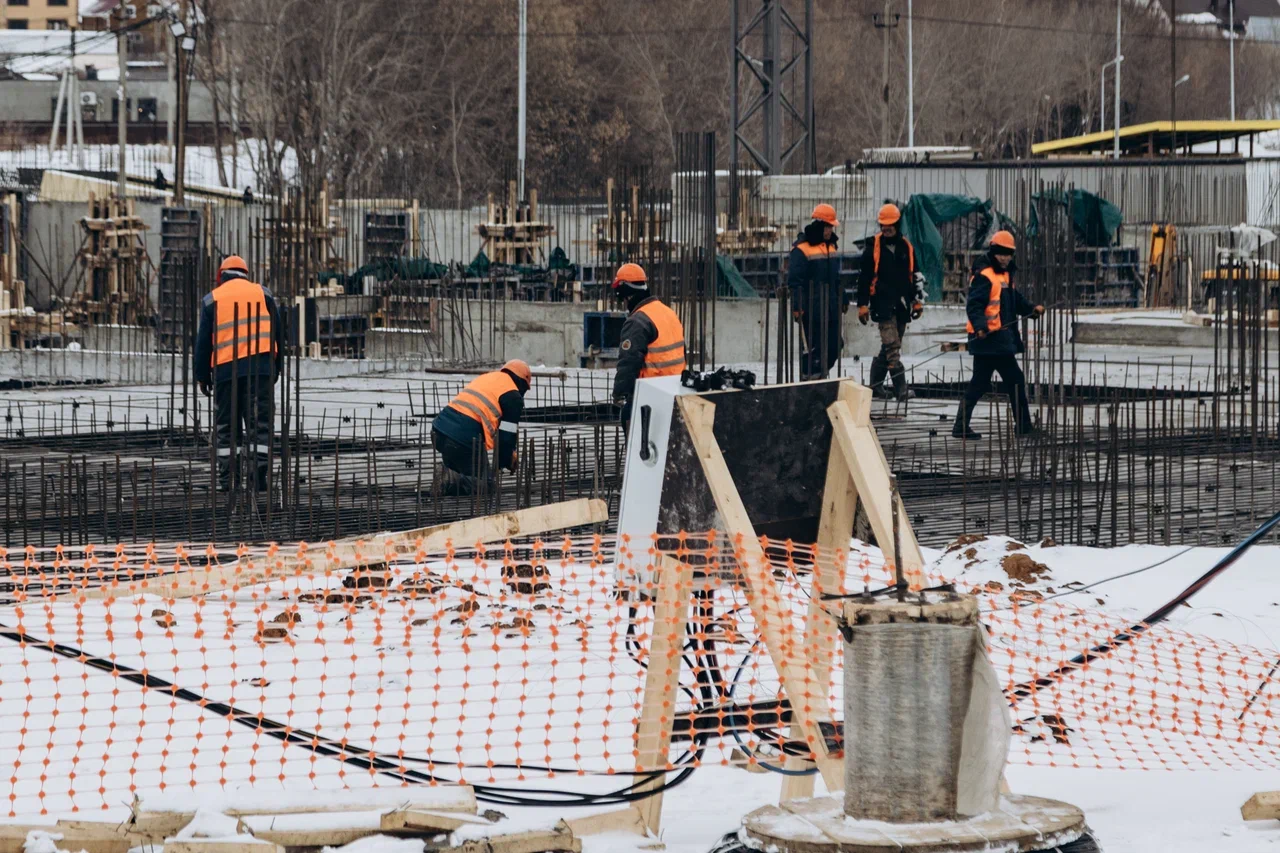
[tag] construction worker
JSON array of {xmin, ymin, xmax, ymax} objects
[
  {"xmin": 953, "ymin": 231, "xmax": 1045, "ymax": 440},
  {"xmin": 432, "ymin": 359, "xmax": 532, "ymax": 495},
  {"xmin": 611, "ymin": 263, "xmax": 685, "ymax": 427},
  {"xmin": 194, "ymin": 255, "xmax": 283, "ymax": 491},
  {"xmin": 788, "ymin": 203, "xmax": 846, "ymax": 380},
  {"xmin": 857, "ymin": 203, "xmax": 927, "ymax": 400}
]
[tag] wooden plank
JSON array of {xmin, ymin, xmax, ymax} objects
[
  {"xmin": 0, "ymin": 826, "xmax": 131, "ymax": 853},
  {"xmin": 632, "ymin": 556, "xmax": 693, "ymax": 835},
  {"xmin": 83, "ymin": 498, "xmax": 607, "ymax": 600},
  {"xmin": 677, "ymin": 395, "xmax": 843, "ymax": 794},
  {"xmin": 828, "ymin": 399, "xmax": 926, "ymax": 588},
  {"xmin": 250, "ymin": 827, "xmax": 378, "ymax": 848},
  {"xmin": 164, "ymin": 841, "xmax": 284, "ymax": 853},
  {"xmin": 454, "ymin": 821, "xmax": 581, "ymax": 853},
  {"xmin": 560, "ymin": 807, "xmax": 647, "ymax": 838},
  {"xmin": 781, "ymin": 381, "xmax": 866, "ymax": 800},
  {"xmin": 380, "ymin": 809, "xmax": 492, "ymax": 834},
  {"xmin": 1242, "ymin": 791, "xmax": 1280, "ymax": 821}
]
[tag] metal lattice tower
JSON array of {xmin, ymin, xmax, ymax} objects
[{"xmin": 730, "ymin": 0, "xmax": 815, "ymax": 177}]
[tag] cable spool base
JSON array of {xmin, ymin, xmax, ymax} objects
[{"xmin": 741, "ymin": 793, "xmax": 1087, "ymax": 853}]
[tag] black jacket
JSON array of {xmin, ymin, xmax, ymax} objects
[
  {"xmin": 787, "ymin": 226, "xmax": 845, "ymax": 317},
  {"xmin": 613, "ymin": 295, "xmax": 665, "ymax": 404},
  {"xmin": 194, "ymin": 282, "xmax": 283, "ymax": 385},
  {"xmin": 965, "ymin": 255, "xmax": 1037, "ymax": 356},
  {"xmin": 432, "ymin": 368, "xmax": 527, "ymax": 470},
  {"xmin": 857, "ymin": 234, "xmax": 920, "ymax": 322}
]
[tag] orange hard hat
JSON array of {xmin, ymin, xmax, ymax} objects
[
  {"xmin": 877, "ymin": 203, "xmax": 902, "ymax": 225},
  {"xmin": 217, "ymin": 255, "xmax": 249, "ymax": 280},
  {"xmin": 611, "ymin": 262, "xmax": 648, "ymax": 290},
  {"xmin": 990, "ymin": 230, "xmax": 1016, "ymax": 251},
  {"xmin": 502, "ymin": 359, "xmax": 533, "ymax": 385},
  {"xmin": 810, "ymin": 203, "xmax": 839, "ymax": 227}
]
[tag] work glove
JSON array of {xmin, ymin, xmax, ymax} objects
[
  {"xmin": 857, "ymin": 305, "xmax": 870, "ymax": 325},
  {"xmin": 509, "ymin": 451, "xmax": 519, "ymax": 473},
  {"xmin": 913, "ymin": 271, "xmax": 927, "ymax": 299},
  {"xmin": 1032, "ymin": 304, "xmax": 1046, "ymax": 318},
  {"xmin": 975, "ymin": 329, "xmax": 988, "ymax": 340},
  {"xmin": 199, "ymin": 381, "xmax": 212, "ymax": 398},
  {"xmin": 910, "ymin": 302, "xmax": 923, "ymax": 320}
]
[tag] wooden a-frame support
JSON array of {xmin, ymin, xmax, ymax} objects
[{"xmin": 631, "ymin": 380, "xmax": 931, "ymax": 831}]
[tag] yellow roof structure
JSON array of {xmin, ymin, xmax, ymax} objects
[{"xmin": 1031, "ymin": 120, "xmax": 1280, "ymax": 157}]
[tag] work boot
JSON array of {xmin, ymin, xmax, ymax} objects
[
  {"xmin": 890, "ymin": 365, "xmax": 915, "ymax": 401},
  {"xmin": 951, "ymin": 399, "xmax": 981, "ymax": 440},
  {"xmin": 868, "ymin": 357, "xmax": 892, "ymax": 398}
]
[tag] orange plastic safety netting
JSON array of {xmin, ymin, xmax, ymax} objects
[{"xmin": 0, "ymin": 533, "xmax": 1275, "ymax": 818}]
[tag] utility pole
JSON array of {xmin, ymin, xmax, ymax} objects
[
  {"xmin": 174, "ymin": 0, "xmax": 191, "ymax": 205},
  {"xmin": 116, "ymin": 3, "xmax": 129, "ymax": 198},
  {"xmin": 1169, "ymin": 0, "xmax": 1177, "ymax": 157},
  {"xmin": 1113, "ymin": 0, "xmax": 1121, "ymax": 159},
  {"xmin": 906, "ymin": 0, "xmax": 913, "ymax": 149},
  {"xmin": 1228, "ymin": 0, "xmax": 1236, "ymax": 122},
  {"xmin": 881, "ymin": 0, "xmax": 891, "ymax": 148},
  {"xmin": 517, "ymin": 0, "xmax": 527, "ymax": 201}
]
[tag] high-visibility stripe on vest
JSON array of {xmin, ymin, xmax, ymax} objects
[
  {"xmin": 212, "ymin": 279, "xmax": 276, "ymax": 366},
  {"xmin": 445, "ymin": 370, "xmax": 518, "ymax": 450},
  {"xmin": 966, "ymin": 268, "xmax": 1007, "ymax": 334},
  {"xmin": 869, "ymin": 233, "xmax": 914, "ymax": 297},
  {"xmin": 795, "ymin": 241, "xmax": 835, "ymax": 261},
  {"xmin": 636, "ymin": 300, "xmax": 686, "ymax": 378}
]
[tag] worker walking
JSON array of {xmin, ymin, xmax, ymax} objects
[
  {"xmin": 857, "ymin": 203, "xmax": 927, "ymax": 400},
  {"xmin": 788, "ymin": 203, "xmax": 846, "ymax": 380},
  {"xmin": 432, "ymin": 359, "xmax": 532, "ymax": 496},
  {"xmin": 611, "ymin": 262, "xmax": 685, "ymax": 427},
  {"xmin": 195, "ymin": 255, "xmax": 283, "ymax": 491},
  {"xmin": 953, "ymin": 231, "xmax": 1044, "ymax": 440}
]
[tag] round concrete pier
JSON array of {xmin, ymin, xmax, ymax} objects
[{"xmin": 742, "ymin": 793, "xmax": 1087, "ymax": 853}]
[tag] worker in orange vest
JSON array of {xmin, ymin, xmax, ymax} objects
[
  {"xmin": 194, "ymin": 255, "xmax": 282, "ymax": 491},
  {"xmin": 432, "ymin": 359, "xmax": 532, "ymax": 495},
  {"xmin": 611, "ymin": 263, "xmax": 685, "ymax": 427},
  {"xmin": 788, "ymin": 203, "xmax": 846, "ymax": 380},
  {"xmin": 954, "ymin": 231, "xmax": 1045, "ymax": 440},
  {"xmin": 856, "ymin": 203, "xmax": 927, "ymax": 400}
]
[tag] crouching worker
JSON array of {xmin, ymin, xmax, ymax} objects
[{"xmin": 431, "ymin": 359, "xmax": 532, "ymax": 495}]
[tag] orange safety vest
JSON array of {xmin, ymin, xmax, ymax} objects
[
  {"xmin": 966, "ymin": 268, "xmax": 1006, "ymax": 334},
  {"xmin": 795, "ymin": 241, "xmax": 835, "ymax": 262},
  {"xmin": 636, "ymin": 300, "xmax": 686, "ymax": 378},
  {"xmin": 869, "ymin": 233, "xmax": 914, "ymax": 297},
  {"xmin": 446, "ymin": 371, "xmax": 518, "ymax": 450},
  {"xmin": 212, "ymin": 279, "xmax": 276, "ymax": 366}
]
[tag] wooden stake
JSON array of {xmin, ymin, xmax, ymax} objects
[
  {"xmin": 677, "ymin": 395, "xmax": 844, "ymax": 793},
  {"xmin": 781, "ymin": 381, "xmax": 867, "ymax": 800},
  {"xmin": 633, "ymin": 556, "xmax": 693, "ymax": 835},
  {"xmin": 827, "ymin": 397, "xmax": 926, "ymax": 587}
]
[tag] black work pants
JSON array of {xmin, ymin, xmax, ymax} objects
[
  {"xmin": 798, "ymin": 299, "xmax": 842, "ymax": 380},
  {"xmin": 432, "ymin": 427, "xmax": 492, "ymax": 496},
  {"xmin": 214, "ymin": 374, "xmax": 275, "ymax": 488},
  {"xmin": 963, "ymin": 354, "xmax": 1032, "ymax": 432}
]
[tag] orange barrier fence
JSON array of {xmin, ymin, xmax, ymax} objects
[{"xmin": 0, "ymin": 533, "xmax": 1275, "ymax": 817}]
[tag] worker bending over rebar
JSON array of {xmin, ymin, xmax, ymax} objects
[
  {"xmin": 611, "ymin": 263, "xmax": 686, "ymax": 428},
  {"xmin": 954, "ymin": 231, "xmax": 1044, "ymax": 441},
  {"xmin": 788, "ymin": 203, "xmax": 847, "ymax": 380},
  {"xmin": 432, "ymin": 359, "xmax": 531, "ymax": 496},
  {"xmin": 857, "ymin": 203, "xmax": 927, "ymax": 401},
  {"xmin": 194, "ymin": 255, "xmax": 283, "ymax": 492}
]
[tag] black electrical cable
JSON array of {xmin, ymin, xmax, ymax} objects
[
  {"xmin": 1009, "ymin": 509, "xmax": 1280, "ymax": 703},
  {"xmin": 0, "ymin": 619, "xmax": 709, "ymax": 808}
]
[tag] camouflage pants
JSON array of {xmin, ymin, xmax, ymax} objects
[{"xmin": 876, "ymin": 317, "xmax": 906, "ymax": 370}]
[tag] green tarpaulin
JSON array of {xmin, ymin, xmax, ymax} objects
[
  {"xmin": 1028, "ymin": 189, "xmax": 1123, "ymax": 247},
  {"xmin": 899, "ymin": 194, "xmax": 996, "ymax": 302},
  {"xmin": 317, "ymin": 256, "xmax": 450, "ymax": 290},
  {"xmin": 716, "ymin": 254, "xmax": 759, "ymax": 298}
]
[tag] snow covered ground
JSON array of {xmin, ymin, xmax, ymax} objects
[{"xmin": 0, "ymin": 533, "xmax": 1277, "ymax": 852}]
